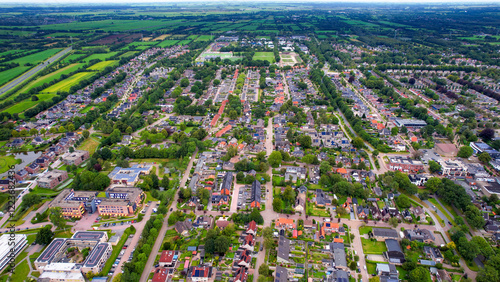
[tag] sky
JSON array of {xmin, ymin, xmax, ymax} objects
[{"xmin": 1, "ymin": 0, "xmax": 499, "ymax": 4}]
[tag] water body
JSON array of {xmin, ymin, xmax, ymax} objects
[{"xmin": 0, "ymin": 151, "xmax": 42, "ymax": 179}]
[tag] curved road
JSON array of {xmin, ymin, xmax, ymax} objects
[{"xmin": 0, "ymin": 47, "xmax": 72, "ymax": 96}]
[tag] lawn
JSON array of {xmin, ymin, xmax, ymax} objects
[
  {"xmin": 9, "ymin": 48, "xmax": 62, "ymax": 65},
  {"xmin": 87, "ymin": 60, "xmax": 118, "ymax": 71},
  {"xmin": 43, "ymin": 72, "xmax": 96, "ymax": 93},
  {"xmin": 359, "ymin": 226, "xmax": 372, "ymax": 235},
  {"xmin": 9, "ymin": 259, "xmax": 29, "ymax": 282},
  {"xmin": 306, "ymin": 205, "xmax": 331, "ymax": 217},
  {"xmin": 366, "ymin": 262, "xmax": 377, "ymax": 275},
  {"xmin": 177, "ymin": 40, "xmax": 191, "ymax": 45},
  {"xmin": 252, "ymin": 52, "xmax": 275, "ymax": 63},
  {"xmin": 0, "ymin": 66, "xmax": 30, "ymax": 87},
  {"xmin": 0, "ymin": 155, "xmax": 21, "ymax": 173},
  {"xmin": 4, "ymin": 94, "xmax": 57, "ymax": 114},
  {"xmin": 78, "ymin": 137, "xmax": 100, "ymax": 153},
  {"xmin": 361, "ymin": 238, "xmax": 387, "ymax": 254},
  {"xmin": 61, "ymin": 53, "xmax": 86, "ymax": 64}
]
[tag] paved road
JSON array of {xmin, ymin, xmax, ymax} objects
[
  {"xmin": 113, "ymin": 202, "xmax": 158, "ymax": 277},
  {"xmin": 0, "ymin": 47, "xmax": 72, "ymax": 96},
  {"xmin": 138, "ymin": 149, "xmax": 198, "ymax": 282}
]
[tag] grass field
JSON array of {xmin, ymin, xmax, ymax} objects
[
  {"xmin": 43, "ymin": 72, "xmax": 95, "ymax": 93},
  {"xmin": 87, "ymin": 60, "xmax": 118, "ymax": 71},
  {"xmin": 9, "ymin": 48, "xmax": 62, "ymax": 65},
  {"xmin": 0, "ymin": 155, "xmax": 21, "ymax": 173},
  {"xmin": 177, "ymin": 40, "xmax": 192, "ymax": 45},
  {"xmin": 361, "ymin": 238, "xmax": 387, "ymax": 254},
  {"xmin": 61, "ymin": 53, "xmax": 87, "ymax": 63},
  {"xmin": 195, "ymin": 35, "xmax": 213, "ymax": 41},
  {"xmin": 8, "ymin": 63, "xmax": 84, "ymax": 99},
  {"xmin": 82, "ymin": 52, "xmax": 119, "ymax": 63},
  {"xmin": 4, "ymin": 94, "xmax": 57, "ymax": 114},
  {"xmin": 78, "ymin": 137, "xmax": 100, "ymax": 153},
  {"xmin": 0, "ymin": 66, "xmax": 30, "ymax": 87},
  {"xmin": 119, "ymin": 51, "xmax": 138, "ymax": 58},
  {"xmin": 157, "ymin": 40, "xmax": 179, "ymax": 47},
  {"xmin": 187, "ymin": 35, "xmax": 199, "ymax": 40},
  {"xmin": 252, "ymin": 52, "xmax": 275, "ymax": 63}
]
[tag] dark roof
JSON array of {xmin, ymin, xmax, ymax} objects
[
  {"xmin": 385, "ymin": 239, "xmax": 402, "ymax": 253},
  {"xmin": 373, "ymin": 228, "xmax": 399, "ymax": 239},
  {"xmin": 277, "ymin": 236, "xmax": 290, "ymax": 261},
  {"xmin": 275, "ymin": 266, "xmax": 288, "ymax": 282},
  {"xmin": 251, "ymin": 180, "xmax": 261, "ymax": 205}
]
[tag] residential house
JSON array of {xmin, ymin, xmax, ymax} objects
[
  {"xmin": 423, "ymin": 246, "xmax": 444, "ymax": 263},
  {"xmin": 384, "ymin": 239, "xmax": 405, "ymax": 264},
  {"xmin": 277, "ymin": 236, "xmax": 291, "ymax": 263},
  {"xmin": 246, "ymin": 220, "xmax": 257, "ymax": 235},
  {"xmin": 372, "ymin": 228, "xmax": 399, "ymax": 241},
  {"xmin": 159, "ymin": 250, "xmax": 177, "ymax": 267},
  {"xmin": 404, "ymin": 229, "xmax": 435, "ymax": 243},
  {"xmin": 175, "ymin": 220, "xmax": 193, "ymax": 236},
  {"xmin": 188, "ymin": 266, "xmax": 212, "ymax": 282},
  {"xmin": 276, "ymin": 218, "xmax": 295, "ymax": 229},
  {"xmin": 241, "ymin": 234, "xmax": 255, "ymax": 251}
]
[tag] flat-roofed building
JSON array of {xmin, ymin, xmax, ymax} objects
[
  {"xmin": 35, "ymin": 231, "xmax": 112, "ymax": 279},
  {"xmin": 50, "ymin": 187, "xmax": 144, "ymax": 218},
  {"xmin": 38, "ymin": 170, "xmax": 68, "ymax": 189},
  {"xmin": 64, "ymin": 150, "xmax": 90, "ymax": 166},
  {"xmin": 0, "ymin": 234, "xmax": 27, "ymax": 271},
  {"xmin": 394, "ymin": 118, "xmax": 427, "ymax": 129},
  {"xmin": 108, "ymin": 164, "xmax": 153, "ymax": 186},
  {"xmin": 388, "ymin": 156, "xmax": 424, "ymax": 173}
]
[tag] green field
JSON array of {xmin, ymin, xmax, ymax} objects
[
  {"xmin": 361, "ymin": 238, "xmax": 388, "ymax": 254},
  {"xmin": 8, "ymin": 48, "xmax": 62, "ymax": 65},
  {"xmin": 195, "ymin": 35, "xmax": 213, "ymax": 41},
  {"xmin": 177, "ymin": 40, "xmax": 192, "ymax": 45},
  {"xmin": 157, "ymin": 40, "xmax": 179, "ymax": 47},
  {"xmin": 8, "ymin": 63, "xmax": 84, "ymax": 99},
  {"xmin": 87, "ymin": 60, "xmax": 118, "ymax": 71},
  {"xmin": 252, "ymin": 52, "xmax": 275, "ymax": 63},
  {"xmin": 0, "ymin": 66, "xmax": 30, "ymax": 87},
  {"xmin": 187, "ymin": 35, "xmax": 199, "ymax": 40},
  {"xmin": 40, "ymin": 19, "xmax": 179, "ymax": 32},
  {"xmin": 0, "ymin": 155, "xmax": 21, "ymax": 173},
  {"xmin": 43, "ymin": 72, "xmax": 95, "ymax": 93},
  {"xmin": 61, "ymin": 53, "xmax": 87, "ymax": 63},
  {"xmin": 4, "ymin": 94, "xmax": 57, "ymax": 114},
  {"xmin": 119, "ymin": 51, "xmax": 138, "ymax": 58},
  {"xmin": 82, "ymin": 52, "xmax": 119, "ymax": 63}
]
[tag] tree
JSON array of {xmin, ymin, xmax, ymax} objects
[
  {"xmin": 457, "ymin": 146, "xmax": 473, "ymax": 158},
  {"xmin": 408, "ymin": 267, "xmax": 431, "ymax": 282},
  {"xmin": 35, "ymin": 225, "xmax": 54, "ymax": 245},
  {"xmin": 259, "ymin": 263, "xmax": 270, "ymax": 276},
  {"xmin": 428, "ymin": 160, "xmax": 441, "ymax": 173},
  {"xmin": 273, "ymin": 198, "xmax": 283, "ymax": 212},
  {"xmin": 58, "ymin": 126, "xmax": 66, "ymax": 133},
  {"xmin": 479, "ymin": 128, "xmax": 495, "ymax": 140},
  {"xmin": 297, "ymin": 135, "xmax": 312, "ymax": 148},
  {"xmin": 372, "ymin": 150, "xmax": 379, "ymax": 157},
  {"xmin": 457, "ymin": 236, "xmax": 479, "ymax": 261},
  {"xmin": 180, "ymin": 78, "xmax": 189, "ymax": 88},
  {"xmin": 320, "ymin": 161, "xmax": 332, "ymax": 175},
  {"xmin": 479, "ymin": 152, "xmax": 492, "ymax": 163},
  {"xmin": 396, "ymin": 194, "xmax": 411, "ymax": 209},
  {"xmin": 388, "ymin": 217, "xmax": 399, "ymax": 228},
  {"xmin": 283, "ymin": 186, "xmax": 296, "ymax": 204},
  {"xmin": 49, "ymin": 207, "xmax": 66, "ymax": 230},
  {"xmin": 268, "ymin": 151, "xmax": 282, "ymax": 168},
  {"xmin": 352, "ymin": 137, "xmax": 364, "ymax": 149},
  {"xmin": 477, "ymin": 266, "xmax": 499, "ymax": 282},
  {"xmin": 425, "ymin": 177, "xmax": 442, "ymax": 193},
  {"xmin": 236, "ymin": 171, "xmax": 245, "ymax": 182},
  {"xmin": 82, "ymin": 130, "xmax": 90, "ymax": 139},
  {"xmin": 391, "ymin": 127, "xmax": 399, "ymax": 136}
]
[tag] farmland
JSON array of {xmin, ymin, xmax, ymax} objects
[
  {"xmin": 82, "ymin": 52, "xmax": 119, "ymax": 63},
  {"xmin": 7, "ymin": 63, "xmax": 84, "ymax": 100},
  {"xmin": 0, "ymin": 66, "xmax": 31, "ymax": 87},
  {"xmin": 252, "ymin": 52, "xmax": 275, "ymax": 63},
  {"xmin": 157, "ymin": 40, "xmax": 179, "ymax": 47},
  {"xmin": 61, "ymin": 53, "xmax": 87, "ymax": 64},
  {"xmin": 8, "ymin": 48, "xmax": 62, "ymax": 65},
  {"xmin": 43, "ymin": 72, "xmax": 96, "ymax": 93},
  {"xmin": 4, "ymin": 94, "xmax": 57, "ymax": 115},
  {"xmin": 87, "ymin": 60, "xmax": 118, "ymax": 71}
]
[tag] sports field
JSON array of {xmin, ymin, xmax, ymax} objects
[
  {"xmin": 252, "ymin": 52, "xmax": 275, "ymax": 63},
  {"xmin": 87, "ymin": 60, "xmax": 118, "ymax": 71},
  {"xmin": 43, "ymin": 72, "xmax": 95, "ymax": 93}
]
